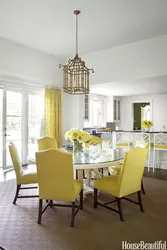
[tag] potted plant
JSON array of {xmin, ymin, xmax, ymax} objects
[{"xmin": 142, "ymin": 120, "xmax": 153, "ymax": 132}]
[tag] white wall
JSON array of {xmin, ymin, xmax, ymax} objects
[
  {"xmin": 82, "ymin": 35, "xmax": 167, "ymax": 84},
  {"xmin": 0, "ymin": 37, "xmax": 64, "ymax": 86},
  {"xmin": 120, "ymin": 94, "xmax": 167, "ymax": 131},
  {"xmin": 62, "ymin": 93, "xmax": 84, "ymax": 144}
]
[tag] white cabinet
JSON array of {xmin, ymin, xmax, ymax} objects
[
  {"xmin": 113, "ymin": 99, "xmax": 121, "ymax": 122},
  {"xmin": 107, "ymin": 96, "xmax": 121, "ymax": 122},
  {"xmin": 83, "ymin": 94, "xmax": 89, "ymax": 121}
]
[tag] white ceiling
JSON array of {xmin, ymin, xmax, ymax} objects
[
  {"xmin": 0, "ymin": 0, "xmax": 167, "ymax": 57},
  {"xmin": 90, "ymin": 75, "xmax": 167, "ymax": 96}
]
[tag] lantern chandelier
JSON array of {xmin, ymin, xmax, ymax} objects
[{"xmin": 59, "ymin": 10, "xmax": 94, "ymax": 95}]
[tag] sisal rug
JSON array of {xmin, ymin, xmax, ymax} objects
[{"xmin": 0, "ymin": 178, "xmax": 167, "ymax": 250}]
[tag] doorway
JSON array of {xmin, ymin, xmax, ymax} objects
[
  {"xmin": 0, "ymin": 85, "xmax": 44, "ymax": 170},
  {"xmin": 133, "ymin": 103, "xmax": 150, "ymax": 130}
]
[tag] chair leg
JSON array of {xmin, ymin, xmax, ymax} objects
[
  {"xmin": 137, "ymin": 191, "xmax": 144, "ymax": 213},
  {"xmin": 13, "ymin": 184, "xmax": 21, "ymax": 204},
  {"xmin": 141, "ymin": 179, "xmax": 146, "ymax": 194},
  {"xmin": 71, "ymin": 202, "xmax": 75, "ymax": 227},
  {"xmin": 94, "ymin": 188, "xmax": 98, "ymax": 208},
  {"xmin": 117, "ymin": 198, "xmax": 124, "ymax": 221},
  {"xmin": 38, "ymin": 199, "xmax": 43, "ymax": 224},
  {"xmin": 76, "ymin": 170, "xmax": 78, "ymax": 180},
  {"xmin": 80, "ymin": 189, "xmax": 83, "ymax": 210},
  {"xmin": 50, "ymin": 200, "xmax": 53, "ymax": 207},
  {"xmin": 153, "ymin": 149, "xmax": 155, "ymax": 172}
]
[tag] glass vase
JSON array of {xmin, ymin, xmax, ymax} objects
[
  {"xmin": 144, "ymin": 127, "xmax": 151, "ymax": 132},
  {"xmin": 73, "ymin": 140, "xmax": 83, "ymax": 153}
]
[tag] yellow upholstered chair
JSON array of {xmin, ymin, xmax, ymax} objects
[
  {"xmin": 9, "ymin": 142, "xmax": 38, "ymax": 204},
  {"xmin": 153, "ymin": 133, "xmax": 167, "ymax": 171},
  {"xmin": 94, "ymin": 147, "xmax": 148, "ymax": 221},
  {"xmin": 36, "ymin": 148, "xmax": 83, "ymax": 227},
  {"xmin": 90, "ymin": 136, "xmax": 103, "ymax": 145},
  {"xmin": 84, "ymin": 136, "xmax": 104, "ymax": 181},
  {"xmin": 37, "ymin": 137, "xmax": 57, "ymax": 151},
  {"xmin": 109, "ymin": 139, "xmax": 148, "ymax": 194}
]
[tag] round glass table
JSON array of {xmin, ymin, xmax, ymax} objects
[
  {"xmin": 62, "ymin": 147, "xmax": 124, "ymax": 197},
  {"xmin": 62, "ymin": 147, "xmax": 124, "ymax": 170},
  {"xmin": 28, "ymin": 147, "xmax": 124, "ymax": 197}
]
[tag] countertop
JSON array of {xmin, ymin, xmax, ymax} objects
[{"xmin": 115, "ymin": 130, "xmax": 167, "ymax": 133}]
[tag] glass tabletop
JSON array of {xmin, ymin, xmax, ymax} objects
[{"xmin": 61, "ymin": 147, "xmax": 124, "ymax": 165}]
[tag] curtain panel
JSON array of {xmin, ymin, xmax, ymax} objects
[{"xmin": 44, "ymin": 88, "xmax": 62, "ymax": 147}]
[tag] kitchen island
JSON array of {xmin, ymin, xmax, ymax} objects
[{"xmin": 111, "ymin": 130, "xmax": 167, "ymax": 170}]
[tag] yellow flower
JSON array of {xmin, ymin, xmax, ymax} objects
[
  {"xmin": 65, "ymin": 131, "xmax": 71, "ymax": 141},
  {"xmin": 83, "ymin": 140, "xmax": 91, "ymax": 148},
  {"xmin": 71, "ymin": 131, "xmax": 79, "ymax": 140},
  {"xmin": 142, "ymin": 120, "xmax": 153, "ymax": 128},
  {"xmin": 65, "ymin": 128, "xmax": 91, "ymax": 144},
  {"xmin": 81, "ymin": 131, "xmax": 90, "ymax": 142},
  {"xmin": 105, "ymin": 128, "xmax": 111, "ymax": 132}
]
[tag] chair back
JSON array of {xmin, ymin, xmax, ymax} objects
[
  {"xmin": 118, "ymin": 147, "xmax": 148, "ymax": 197},
  {"xmin": 135, "ymin": 139, "xmax": 149, "ymax": 149},
  {"xmin": 154, "ymin": 133, "xmax": 167, "ymax": 149},
  {"xmin": 90, "ymin": 136, "xmax": 103, "ymax": 145},
  {"xmin": 133, "ymin": 132, "xmax": 150, "ymax": 148},
  {"xmin": 115, "ymin": 132, "xmax": 131, "ymax": 150},
  {"xmin": 37, "ymin": 137, "xmax": 57, "ymax": 150},
  {"xmin": 36, "ymin": 149, "xmax": 75, "ymax": 201},
  {"xmin": 8, "ymin": 142, "xmax": 22, "ymax": 182}
]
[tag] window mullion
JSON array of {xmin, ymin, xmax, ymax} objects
[{"xmin": 21, "ymin": 91, "xmax": 28, "ymax": 164}]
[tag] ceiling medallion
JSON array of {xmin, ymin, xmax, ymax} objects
[{"xmin": 59, "ymin": 10, "xmax": 94, "ymax": 95}]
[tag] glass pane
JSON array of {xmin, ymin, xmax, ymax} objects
[
  {"xmin": 6, "ymin": 117, "xmax": 21, "ymax": 140},
  {"xmin": 28, "ymin": 94, "xmax": 44, "ymax": 159},
  {"xmin": 7, "ymin": 91, "xmax": 21, "ymax": 116},
  {"xmin": 0, "ymin": 88, "xmax": 3, "ymax": 168},
  {"xmin": 6, "ymin": 91, "xmax": 22, "ymax": 167}
]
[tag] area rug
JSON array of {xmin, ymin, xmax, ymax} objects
[{"xmin": 0, "ymin": 178, "xmax": 167, "ymax": 250}]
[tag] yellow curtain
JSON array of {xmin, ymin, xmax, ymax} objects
[{"xmin": 44, "ymin": 88, "xmax": 62, "ymax": 148}]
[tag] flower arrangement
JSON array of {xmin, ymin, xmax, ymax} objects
[
  {"xmin": 65, "ymin": 128, "xmax": 90, "ymax": 152},
  {"xmin": 142, "ymin": 120, "xmax": 153, "ymax": 128},
  {"xmin": 105, "ymin": 128, "xmax": 111, "ymax": 132}
]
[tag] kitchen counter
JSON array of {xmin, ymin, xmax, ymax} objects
[{"xmin": 118, "ymin": 130, "xmax": 167, "ymax": 133}]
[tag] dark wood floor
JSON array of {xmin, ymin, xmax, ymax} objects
[
  {"xmin": 143, "ymin": 167, "xmax": 167, "ymax": 180},
  {"xmin": 1, "ymin": 166, "xmax": 167, "ymax": 182}
]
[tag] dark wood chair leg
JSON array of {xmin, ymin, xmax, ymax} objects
[
  {"xmin": 80, "ymin": 189, "xmax": 83, "ymax": 210},
  {"xmin": 13, "ymin": 184, "xmax": 21, "ymax": 204},
  {"xmin": 141, "ymin": 179, "xmax": 146, "ymax": 194},
  {"xmin": 71, "ymin": 202, "xmax": 75, "ymax": 227},
  {"xmin": 117, "ymin": 198, "xmax": 124, "ymax": 221},
  {"xmin": 76, "ymin": 170, "xmax": 78, "ymax": 180},
  {"xmin": 50, "ymin": 200, "xmax": 53, "ymax": 207},
  {"xmin": 137, "ymin": 191, "xmax": 144, "ymax": 213},
  {"xmin": 94, "ymin": 188, "xmax": 98, "ymax": 208},
  {"xmin": 38, "ymin": 199, "xmax": 43, "ymax": 224}
]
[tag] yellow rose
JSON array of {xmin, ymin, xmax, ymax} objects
[
  {"xmin": 83, "ymin": 140, "xmax": 91, "ymax": 148},
  {"xmin": 81, "ymin": 131, "xmax": 90, "ymax": 142},
  {"xmin": 71, "ymin": 131, "xmax": 79, "ymax": 140},
  {"xmin": 65, "ymin": 131, "xmax": 71, "ymax": 141}
]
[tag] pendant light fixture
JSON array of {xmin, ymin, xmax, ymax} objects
[{"xmin": 59, "ymin": 10, "xmax": 94, "ymax": 95}]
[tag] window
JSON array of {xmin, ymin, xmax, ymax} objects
[
  {"xmin": 84, "ymin": 94, "xmax": 89, "ymax": 120},
  {"xmin": 28, "ymin": 94, "xmax": 44, "ymax": 159},
  {"xmin": 83, "ymin": 94, "xmax": 106, "ymax": 128},
  {"xmin": 0, "ymin": 84, "xmax": 44, "ymax": 170}
]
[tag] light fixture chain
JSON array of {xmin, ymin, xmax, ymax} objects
[{"xmin": 76, "ymin": 13, "xmax": 78, "ymax": 55}]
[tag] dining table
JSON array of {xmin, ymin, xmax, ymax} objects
[
  {"xmin": 61, "ymin": 147, "xmax": 124, "ymax": 196},
  {"xmin": 28, "ymin": 147, "xmax": 124, "ymax": 197}
]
